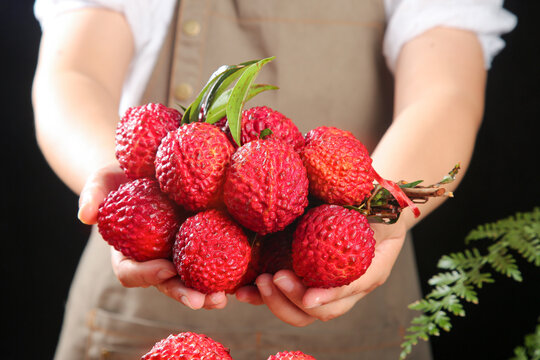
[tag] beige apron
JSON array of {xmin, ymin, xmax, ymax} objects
[{"xmin": 54, "ymin": 1, "xmax": 431, "ymax": 359}]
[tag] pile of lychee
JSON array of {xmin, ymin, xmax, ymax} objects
[
  {"xmin": 141, "ymin": 331, "xmax": 316, "ymax": 360},
  {"xmin": 97, "ymin": 58, "xmax": 422, "ymax": 295}
]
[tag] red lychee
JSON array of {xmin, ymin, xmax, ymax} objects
[
  {"xmin": 303, "ymin": 126, "xmax": 355, "ymax": 146},
  {"xmin": 155, "ymin": 122, "xmax": 235, "ymax": 212},
  {"xmin": 240, "ymin": 106, "xmax": 305, "ymax": 151},
  {"xmin": 267, "ymin": 351, "xmax": 317, "ymax": 360},
  {"xmin": 292, "ymin": 204, "xmax": 375, "ymax": 288},
  {"xmin": 173, "ymin": 209, "xmax": 251, "ymax": 294},
  {"xmin": 219, "ymin": 106, "xmax": 305, "ymax": 151},
  {"xmin": 115, "ymin": 103, "xmax": 182, "ymax": 179},
  {"xmin": 97, "ymin": 178, "xmax": 185, "ymax": 262},
  {"xmin": 223, "ymin": 139, "xmax": 309, "ymax": 235},
  {"xmin": 141, "ymin": 332, "xmax": 232, "ymax": 360},
  {"xmin": 301, "ymin": 132, "xmax": 374, "ymax": 206}
]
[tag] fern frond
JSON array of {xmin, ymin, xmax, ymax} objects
[
  {"xmin": 466, "ymin": 267, "xmax": 494, "ymax": 288},
  {"xmin": 437, "ymin": 248, "xmax": 484, "ymax": 270},
  {"xmin": 487, "ymin": 246, "xmax": 523, "ymax": 281},
  {"xmin": 400, "ymin": 208, "xmax": 540, "ymax": 359},
  {"xmin": 428, "ymin": 270, "xmax": 464, "ymax": 286},
  {"xmin": 451, "ymin": 282, "xmax": 479, "ymax": 304},
  {"xmin": 510, "ymin": 317, "xmax": 540, "ymax": 360},
  {"xmin": 508, "ymin": 227, "xmax": 540, "ymax": 266}
]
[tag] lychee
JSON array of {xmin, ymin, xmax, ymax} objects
[
  {"xmin": 115, "ymin": 103, "xmax": 182, "ymax": 179},
  {"xmin": 292, "ymin": 204, "xmax": 375, "ymax": 288},
  {"xmin": 97, "ymin": 178, "xmax": 185, "ymax": 262},
  {"xmin": 155, "ymin": 122, "xmax": 235, "ymax": 212},
  {"xmin": 173, "ymin": 209, "xmax": 251, "ymax": 294},
  {"xmin": 223, "ymin": 139, "xmax": 309, "ymax": 235}
]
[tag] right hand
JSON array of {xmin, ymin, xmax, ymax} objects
[{"xmin": 78, "ymin": 163, "xmax": 228, "ymax": 310}]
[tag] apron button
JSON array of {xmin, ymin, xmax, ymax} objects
[
  {"xmin": 174, "ymin": 83, "xmax": 194, "ymax": 101},
  {"xmin": 183, "ymin": 20, "xmax": 201, "ymax": 36}
]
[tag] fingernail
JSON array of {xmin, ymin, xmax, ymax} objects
[
  {"xmin": 305, "ymin": 296, "xmax": 321, "ymax": 309},
  {"xmin": 181, "ymin": 296, "xmax": 194, "ymax": 309},
  {"xmin": 208, "ymin": 292, "xmax": 223, "ymax": 305},
  {"xmin": 274, "ymin": 276, "xmax": 294, "ymax": 293},
  {"xmin": 257, "ymin": 282, "xmax": 272, "ymax": 297},
  {"xmin": 157, "ymin": 269, "xmax": 176, "ymax": 280},
  {"xmin": 77, "ymin": 193, "xmax": 91, "ymax": 223}
]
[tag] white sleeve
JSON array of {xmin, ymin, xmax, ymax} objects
[
  {"xmin": 34, "ymin": 0, "xmax": 177, "ymax": 113},
  {"xmin": 383, "ymin": 0, "xmax": 518, "ymax": 73}
]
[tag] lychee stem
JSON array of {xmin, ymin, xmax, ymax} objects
[
  {"xmin": 372, "ymin": 169, "xmax": 421, "ymax": 218},
  {"xmin": 347, "ymin": 164, "xmax": 460, "ymax": 224}
]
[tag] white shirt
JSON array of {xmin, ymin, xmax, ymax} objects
[{"xmin": 34, "ymin": 0, "xmax": 517, "ymax": 114}]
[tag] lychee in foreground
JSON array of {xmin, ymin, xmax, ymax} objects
[
  {"xmin": 173, "ymin": 209, "xmax": 251, "ymax": 294},
  {"xmin": 97, "ymin": 178, "xmax": 185, "ymax": 262},
  {"xmin": 141, "ymin": 331, "xmax": 232, "ymax": 360},
  {"xmin": 292, "ymin": 204, "xmax": 375, "ymax": 288}
]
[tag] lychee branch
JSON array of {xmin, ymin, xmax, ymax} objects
[{"xmin": 350, "ymin": 164, "xmax": 460, "ymax": 224}]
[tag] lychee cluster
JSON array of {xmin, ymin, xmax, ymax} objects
[
  {"xmin": 97, "ymin": 100, "xmax": 385, "ymax": 293},
  {"xmin": 141, "ymin": 331, "xmax": 316, "ymax": 360}
]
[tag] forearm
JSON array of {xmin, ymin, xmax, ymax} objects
[
  {"xmin": 371, "ymin": 27, "xmax": 487, "ymax": 229},
  {"xmin": 32, "ymin": 8, "xmax": 133, "ymax": 194},
  {"xmin": 33, "ymin": 71, "xmax": 120, "ymax": 194}
]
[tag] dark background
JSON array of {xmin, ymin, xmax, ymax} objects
[{"xmin": 2, "ymin": 1, "xmax": 539, "ymax": 359}]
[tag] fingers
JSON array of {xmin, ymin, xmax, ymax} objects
[
  {"xmin": 155, "ymin": 277, "xmax": 206, "ymax": 309},
  {"xmin": 272, "ymin": 270, "xmax": 363, "ymax": 322},
  {"xmin": 78, "ymin": 163, "xmax": 127, "ymax": 224},
  {"xmin": 235, "ymin": 285, "xmax": 264, "ymax": 305},
  {"xmin": 155, "ymin": 278, "xmax": 229, "ymax": 310},
  {"xmin": 111, "ymin": 249, "xmax": 228, "ymax": 310},
  {"xmin": 111, "ymin": 249, "xmax": 177, "ymax": 288},
  {"xmin": 255, "ymin": 274, "xmax": 315, "ymax": 327},
  {"xmin": 254, "ymin": 224, "xmax": 407, "ymax": 326}
]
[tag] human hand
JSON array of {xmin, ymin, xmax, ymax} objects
[
  {"xmin": 235, "ymin": 221, "xmax": 407, "ymax": 326},
  {"xmin": 78, "ymin": 163, "xmax": 228, "ymax": 310}
]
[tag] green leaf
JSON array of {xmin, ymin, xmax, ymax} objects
[
  {"xmin": 439, "ymin": 294, "xmax": 465, "ymax": 316},
  {"xmin": 427, "ymin": 285, "xmax": 452, "ymax": 299},
  {"xmin": 433, "ymin": 311, "xmax": 452, "ymax": 332},
  {"xmin": 205, "ymin": 84, "xmax": 278, "ymax": 124},
  {"xmin": 226, "ymin": 57, "xmax": 275, "ymax": 146},
  {"xmin": 438, "ymin": 163, "xmax": 461, "ymax": 184},
  {"xmin": 467, "ymin": 268, "xmax": 494, "ymax": 288},
  {"xmin": 182, "ymin": 64, "xmax": 230, "ymax": 124},
  {"xmin": 452, "ymin": 282, "xmax": 479, "ymax": 304},
  {"xmin": 199, "ymin": 63, "xmax": 257, "ymax": 121},
  {"xmin": 400, "ymin": 208, "xmax": 540, "ymax": 359},
  {"xmin": 428, "ymin": 271, "xmax": 463, "ymax": 286},
  {"xmin": 437, "ymin": 249, "xmax": 484, "ymax": 270},
  {"xmin": 259, "ymin": 128, "xmax": 273, "ymax": 139},
  {"xmin": 487, "ymin": 247, "xmax": 523, "ymax": 281},
  {"xmin": 399, "ymin": 180, "xmax": 424, "ymax": 188}
]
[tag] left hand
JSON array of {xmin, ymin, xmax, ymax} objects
[{"xmin": 235, "ymin": 220, "xmax": 407, "ymax": 326}]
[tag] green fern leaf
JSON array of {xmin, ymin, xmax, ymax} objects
[
  {"xmin": 452, "ymin": 282, "xmax": 479, "ymax": 304},
  {"xmin": 467, "ymin": 268, "xmax": 494, "ymax": 288},
  {"xmin": 487, "ymin": 246, "xmax": 523, "ymax": 281},
  {"xmin": 438, "ymin": 249, "xmax": 484, "ymax": 270},
  {"xmin": 432, "ymin": 310, "xmax": 452, "ymax": 332},
  {"xmin": 427, "ymin": 285, "xmax": 452, "ymax": 299},
  {"xmin": 400, "ymin": 208, "xmax": 540, "ymax": 359},
  {"xmin": 508, "ymin": 228, "xmax": 540, "ymax": 266},
  {"xmin": 428, "ymin": 270, "xmax": 463, "ymax": 286},
  {"xmin": 510, "ymin": 318, "xmax": 540, "ymax": 360}
]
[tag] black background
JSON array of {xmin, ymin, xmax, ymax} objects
[{"xmin": 2, "ymin": 1, "xmax": 539, "ymax": 359}]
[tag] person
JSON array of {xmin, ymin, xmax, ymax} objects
[{"xmin": 32, "ymin": 0, "xmax": 516, "ymax": 359}]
